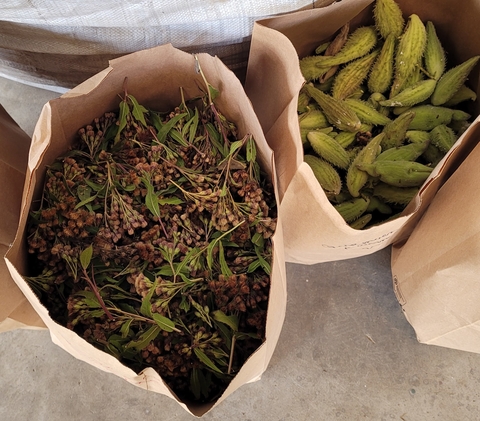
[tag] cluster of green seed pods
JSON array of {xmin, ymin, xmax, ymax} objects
[{"xmin": 298, "ymin": 0, "xmax": 479, "ymax": 229}]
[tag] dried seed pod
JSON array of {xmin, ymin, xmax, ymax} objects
[
  {"xmin": 424, "ymin": 21, "xmax": 446, "ymax": 80},
  {"xmin": 391, "ymin": 14, "xmax": 427, "ymax": 97},
  {"xmin": 346, "ymin": 132, "xmax": 384, "ymax": 197},
  {"xmin": 331, "ymin": 50, "xmax": 379, "ymax": 100},
  {"xmin": 373, "ymin": 0, "xmax": 405, "ymax": 39},
  {"xmin": 368, "ymin": 33, "xmax": 397, "ymax": 94},
  {"xmin": 343, "ymin": 98, "xmax": 392, "ymax": 125},
  {"xmin": 357, "ymin": 160, "xmax": 433, "ymax": 187},
  {"xmin": 307, "ymin": 131, "xmax": 351, "ymax": 169},
  {"xmin": 334, "ymin": 197, "xmax": 371, "ymax": 223},
  {"xmin": 379, "ymin": 79, "xmax": 437, "ymax": 107},
  {"xmin": 304, "ymin": 154, "xmax": 342, "ymax": 195},
  {"xmin": 431, "ymin": 55, "xmax": 480, "ymax": 105},
  {"xmin": 311, "ymin": 26, "xmax": 378, "ymax": 68},
  {"xmin": 304, "ymin": 83, "xmax": 361, "ymax": 132}
]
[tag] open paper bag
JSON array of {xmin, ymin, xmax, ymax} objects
[
  {"xmin": 245, "ymin": 0, "xmax": 480, "ymax": 264},
  {"xmin": 391, "ymin": 127, "xmax": 480, "ymax": 354},
  {"xmin": 4, "ymin": 44, "xmax": 287, "ymax": 416},
  {"xmin": 0, "ymin": 105, "xmax": 45, "ymax": 333}
]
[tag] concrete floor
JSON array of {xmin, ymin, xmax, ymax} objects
[{"xmin": 1, "ymin": 77, "xmax": 479, "ymax": 420}]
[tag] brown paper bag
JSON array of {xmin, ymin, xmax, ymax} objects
[
  {"xmin": 4, "ymin": 44, "xmax": 287, "ymax": 416},
  {"xmin": 390, "ymin": 124, "xmax": 480, "ymax": 354},
  {"xmin": 0, "ymin": 105, "xmax": 45, "ymax": 333},
  {"xmin": 245, "ymin": 0, "xmax": 480, "ymax": 264}
]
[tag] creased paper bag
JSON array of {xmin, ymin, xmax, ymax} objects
[
  {"xmin": 245, "ymin": 0, "xmax": 480, "ymax": 264},
  {"xmin": 0, "ymin": 105, "xmax": 45, "ymax": 333},
  {"xmin": 391, "ymin": 125, "xmax": 480, "ymax": 354},
  {"xmin": 4, "ymin": 44, "xmax": 287, "ymax": 417}
]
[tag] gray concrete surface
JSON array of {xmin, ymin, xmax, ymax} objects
[{"xmin": 1, "ymin": 77, "xmax": 479, "ymax": 420}]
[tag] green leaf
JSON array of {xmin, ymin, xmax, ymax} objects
[
  {"xmin": 128, "ymin": 94, "xmax": 148, "ymax": 127},
  {"xmin": 189, "ymin": 108, "xmax": 199, "ymax": 143},
  {"xmin": 90, "ymin": 309, "xmax": 106, "ymax": 318},
  {"xmin": 125, "ymin": 325, "xmax": 161, "ymax": 351},
  {"xmin": 205, "ymin": 122, "xmax": 227, "ymax": 157},
  {"xmin": 157, "ymin": 113, "xmax": 187, "ymax": 144},
  {"xmin": 190, "ymin": 368, "xmax": 202, "ymax": 400},
  {"xmin": 235, "ymin": 331, "xmax": 260, "ymax": 341},
  {"xmin": 218, "ymin": 242, "xmax": 233, "ymax": 277},
  {"xmin": 75, "ymin": 290, "xmax": 101, "ymax": 308},
  {"xmin": 140, "ymin": 279, "xmax": 157, "ymax": 318},
  {"xmin": 208, "ymin": 84, "xmax": 220, "ymax": 101},
  {"xmin": 79, "ymin": 245, "xmax": 93, "ymax": 270},
  {"xmin": 179, "ymin": 295, "xmax": 190, "ymax": 312},
  {"xmin": 247, "ymin": 259, "xmax": 261, "ymax": 273},
  {"xmin": 77, "ymin": 185, "xmax": 92, "ymax": 202},
  {"xmin": 152, "ymin": 313, "xmax": 176, "ymax": 332},
  {"xmin": 74, "ymin": 195, "xmax": 97, "ymax": 210},
  {"xmin": 142, "ymin": 177, "xmax": 160, "ymax": 219},
  {"xmin": 212, "ymin": 310, "xmax": 238, "ymax": 332},
  {"xmin": 194, "ymin": 348, "xmax": 223, "ymax": 374},
  {"xmin": 255, "ymin": 247, "xmax": 271, "ymax": 275},
  {"xmin": 251, "ymin": 232, "xmax": 264, "ymax": 248},
  {"xmin": 120, "ymin": 319, "xmax": 133, "ymax": 338},
  {"xmin": 115, "ymin": 100, "xmax": 129, "ymax": 143},
  {"xmin": 175, "ymin": 246, "xmax": 200, "ymax": 277},
  {"xmin": 156, "ymin": 265, "xmax": 174, "ymax": 277},
  {"xmin": 229, "ymin": 140, "xmax": 244, "ymax": 156},
  {"xmin": 169, "ymin": 128, "xmax": 189, "ymax": 147},
  {"xmin": 150, "ymin": 111, "xmax": 164, "ymax": 132},
  {"xmin": 246, "ymin": 136, "xmax": 257, "ymax": 163},
  {"xmin": 84, "ymin": 179, "xmax": 105, "ymax": 192},
  {"xmin": 158, "ymin": 197, "xmax": 184, "ymax": 206}
]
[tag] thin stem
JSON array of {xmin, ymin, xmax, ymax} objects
[
  {"xmin": 228, "ymin": 334, "xmax": 236, "ymax": 375},
  {"xmin": 82, "ymin": 266, "xmax": 114, "ymax": 320}
]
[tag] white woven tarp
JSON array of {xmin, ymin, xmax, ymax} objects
[{"xmin": 0, "ymin": 0, "xmax": 335, "ymax": 91}]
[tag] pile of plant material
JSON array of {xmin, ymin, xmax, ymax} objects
[{"xmin": 26, "ymin": 80, "xmax": 277, "ymax": 403}]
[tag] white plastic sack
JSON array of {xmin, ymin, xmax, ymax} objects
[{"xmin": 0, "ymin": 0, "xmax": 335, "ymax": 91}]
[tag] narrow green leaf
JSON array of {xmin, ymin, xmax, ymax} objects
[
  {"xmin": 142, "ymin": 177, "xmax": 160, "ymax": 219},
  {"xmin": 140, "ymin": 279, "xmax": 157, "ymax": 318},
  {"xmin": 189, "ymin": 108, "xmax": 200, "ymax": 143},
  {"xmin": 79, "ymin": 245, "xmax": 93, "ymax": 270},
  {"xmin": 128, "ymin": 94, "xmax": 148, "ymax": 126},
  {"xmin": 152, "ymin": 313, "xmax": 177, "ymax": 332},
  {"xmin": 194, "ymin": 347, "xmax": 223, "ymax": 374},
  {"xmin": 157, "ymin": 113, "xmax": 187, "ymax": 144},
  {"xmin": 74, "ymin": 193, "xmax": 97, "ymax": 210},
  {"xmin": 158, "ymin": 197, "xmax": 184, "ymax": 206},
  {"xmin": 218, "ymin": 242, "xmax": 233, "ymax": 277},
  {"xmin": 205, "ymin": 122, "xmax": 227, "ymax": 157},
  {"xmin": 125, "ymin": 325, "xmax": 161, "ymax": 351},
  {"xmin": 156, "ymin": 265, "xmax": 174, "ymax": 277},
  {"xmin": 120, "ymin": 319, "xmax": 133, "ymax": 338},
  {"xmin": 169, "ymin": 128, "xmax": 189, "ymax": 147},
  {"xmin": 115, "ymin": 100, "xmax": 129, "ymax": 143},
  {"xmin": 208, "ymin": 84, "xmax": 220, "ymax": 101},
  {"xmin": 251, "ymin": 232, "xmax": 264, "ymax": 248},
  {"xmin": 212, "ymin": 310, "xmax": 239, "ymax": 332},
  {"xmin": 246, "ymin": 136, "xmax": 257, "ymax": 163},
  {"xmin": 247, "ymin": 259, "xmax": 261, "ymax": 273},
  {"xmin": 150, "ymin": 111, "xmax": 164, "ymax": 132},
  {"xmin": 89, "ymin": 309, "xmax": 106, "ymax": 318},
  {"xmin": 229, "ymin": 140, "xmax": 244, "ymax": 156},
  {"xmin": 255, "ymin": 247, "xmax": 271, "ymax": 275},
  {"xmin": 77, "ymin": 185, "xmax": 92, "ymax": 202},
  {"xmin": 75, "ymin": 290, "xmax": 101, "ymax": 308},
  {"xmin": 190, "ymin": 368, "xmax": 202, "ymax": 400},
  {"xmin": 84, "ymin": 179, "xmax": 105, "ymax": 192},
  {"xmin": 179, "ymin": 296, "xmax": 190, "ymax": 312}
]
